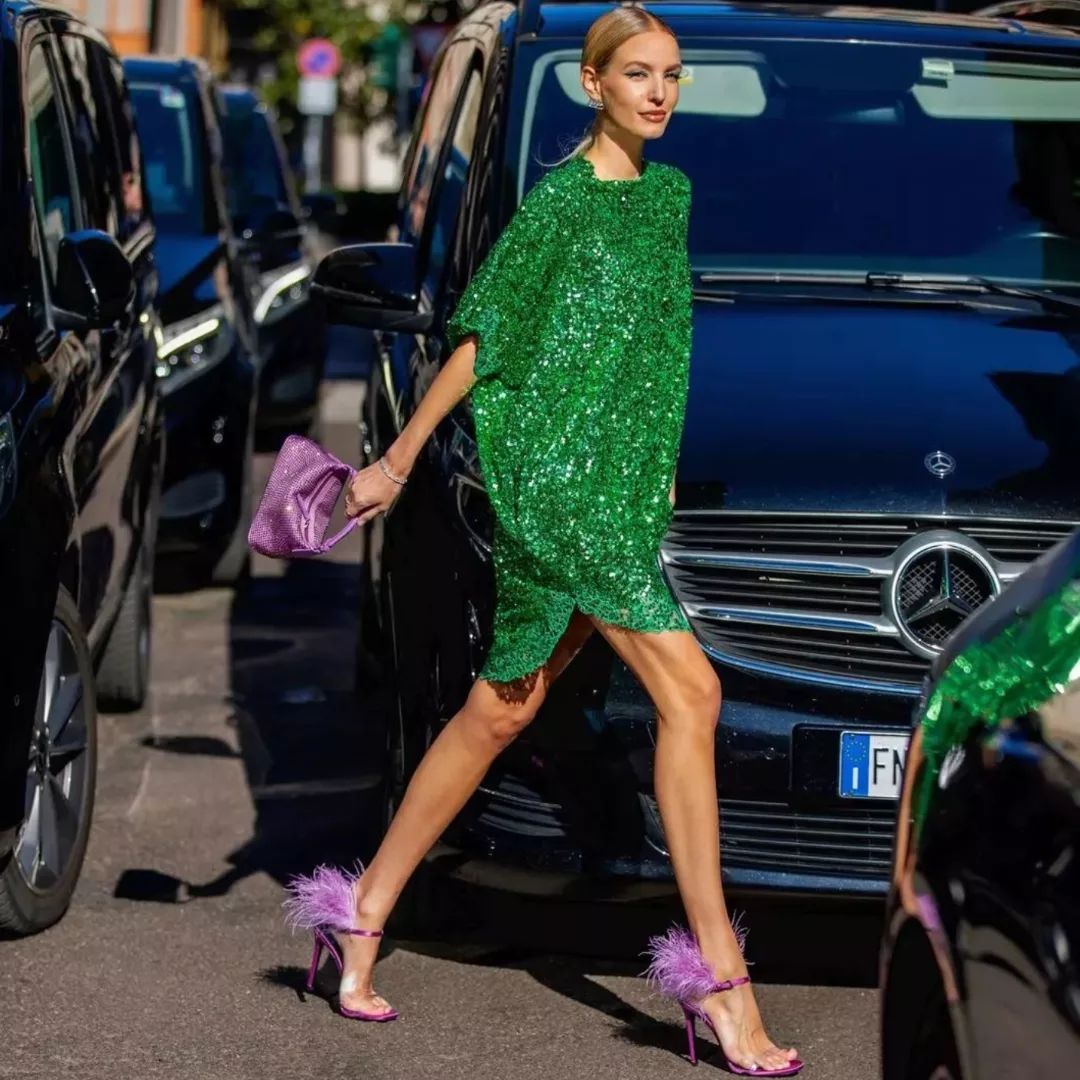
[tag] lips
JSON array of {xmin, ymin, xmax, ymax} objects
[{"xmin": 642, "ymin": 111, "xmax": 667, "ymax": 122}]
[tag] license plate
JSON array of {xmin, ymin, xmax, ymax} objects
[{"xmin": 838, "ymin": 731, "xmax": 910, "ymax": 799}]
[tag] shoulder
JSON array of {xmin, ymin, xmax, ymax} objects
[
  {"xmin": 516, "ymin": 160, "xmax": 576, "ymax": 216},
  {"xmin": 658, "ymin": 162, "xmax": 691, "ymax": 197}
]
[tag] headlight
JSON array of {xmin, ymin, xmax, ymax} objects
[
  {"xmin": 155, "ymin": 304, "xmax": 234, "ymax": 393},
  {"xmin": 254, "ymin": 263, "xmax": 311, "ymax": 325}
]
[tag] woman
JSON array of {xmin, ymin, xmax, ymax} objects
[{"xmin": 284, "ymin": 6, "xmax": 802, "ymax": 1075}]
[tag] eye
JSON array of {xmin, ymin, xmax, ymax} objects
[{"xmin": 628, "ymin": 70, "xmax": 646, "ymax": 79}]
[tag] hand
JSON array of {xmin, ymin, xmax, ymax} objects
[
  {"xmin": 669, "ymin": 479, "xmax": 676, "ymax": 508},
  {"xmin": 343, "ymin": 460, "xmax": 406, "ymax": 524}
]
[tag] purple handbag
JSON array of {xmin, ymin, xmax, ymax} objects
[{"xmin": 247, "ymin": 434, "xmax": 359, "ymax": 558}]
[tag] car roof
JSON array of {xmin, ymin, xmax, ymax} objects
[
  {"xmin": 122, "ymin": 55, "xmax": 209, "ymax": 83},
  {"xmin": 515, "ymin": 0, "xmax": 1080, "ymax": 47}
]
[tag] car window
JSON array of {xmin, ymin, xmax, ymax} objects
[
  {"xmin": 403, "ymin": 41, "xmax": 474, "ymax": 241},
  {"xmin": 129, "ymin": 79, "xmax": 206, "ymax": 234},
  {"xmin": 424, "ymin": 61, "xmax": 484, "ymax": 295},
  {"xmin": 220, "ymin": 101, "xmax": 290, "ymax": 229},
  {"xmin": 55, "ymin": 34, "xmax": 118, "ymax": 235},
  {"xmin": 25, "ymin": 43, "xmax": 79, "ymax": 285},
  {"xmin": 81, "ymin": 41, "xmax": 150, "ymax": 242}
]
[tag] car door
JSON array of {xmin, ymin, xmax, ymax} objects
[
  {"xmin": 20, "ymin": 25, "xmax": 103, "ymax": 634},
  {"xmin": 51, "ymin": 27, "xmax": 149, "ymax": 649}
]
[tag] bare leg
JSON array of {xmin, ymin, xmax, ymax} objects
[
  {"xmin": 334, "ymin": 609, "xmax": 597, "ymax": 1015},
  {"xmin": 583, "ymin": 616, "xmax": 798, "ymax": 1073}
]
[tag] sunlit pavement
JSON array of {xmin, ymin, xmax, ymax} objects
[{"xmin": 2, "ymin": 328, "xmax": 880, "ymax": 1079}]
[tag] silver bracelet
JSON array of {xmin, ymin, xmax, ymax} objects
[{"xmin": 378, "ymin": 456, "xmax": 408, "ymax": 486}]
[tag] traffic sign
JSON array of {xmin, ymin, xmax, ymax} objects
[
  {"xmin": 297, "ymin": 38, "xmax": 341, "ymax": 79},
  {"xmin": 298, "ymin": 76, "xmax": 338, "ymax": 116}
]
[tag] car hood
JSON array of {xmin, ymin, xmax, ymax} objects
[{"xmin": 679, "ymin": 299, "xmax": 1080, "ymax": 519}]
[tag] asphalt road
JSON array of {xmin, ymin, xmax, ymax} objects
[{"xmin": 2, "ymin": 332, "xmax": 883, "ymax": 1080}]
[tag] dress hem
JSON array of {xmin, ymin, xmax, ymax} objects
[{"xmin": 477, "ymin": 596, "xmax": 692, "ymax": 685}]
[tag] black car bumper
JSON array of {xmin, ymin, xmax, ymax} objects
[{"xmin": 455, "ymin": 656, "xmax": 911, "ymax": 898}]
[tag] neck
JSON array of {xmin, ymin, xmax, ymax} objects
[{"xmin": 586, "ymin": 129, "xmax": 645, "ymax": 179}]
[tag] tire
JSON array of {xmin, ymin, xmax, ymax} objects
[
  {"xmin": 0, "ymin": 586, "xmax": 98, "ymax": 935},
  {"xmin": 907, "ymin": 983, "xmax": 961, "ymax": 1080},
  {"xmin": 96, "ymin": 532, "xmax": 153, "ymax": 711}
]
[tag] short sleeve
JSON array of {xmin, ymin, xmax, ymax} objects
[
  {"xmin": 446, "ymin": 169, "xmax": 565, "ymax": 387},
  {"xmin": 667, "ymin": 169, "xmax": 693, "ymax": 362}
]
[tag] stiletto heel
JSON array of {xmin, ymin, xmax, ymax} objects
[
  {"xmin": 642, "ymin": 920, "xmax": 804, "ymax": 1076},
  {"xmin": 682, "ymin": 1004, "xmax": 699, "ymax": 1065},
  {"xmin": 283, "ymin": 862, "xmax": 400, "ymax": 1022},
  {"xmin": 305, "ymin": 934, "xmax": 324, "ymax": 992}
]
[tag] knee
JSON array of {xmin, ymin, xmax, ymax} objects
[
  {"xmin": 469, "ymin": 694, "xmax": 542, "ymax": 749},
  {"xmin": 666, "ymin": 666, "xmax": 722, "ymax": 732}
]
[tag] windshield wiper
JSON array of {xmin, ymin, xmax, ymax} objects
[
  {"xmin": 696, "ymin": 270, "xmax": 1080, "ymax": 316},
  {"xmin": 865, "ymin": 272, "xmax": 1080, "ymax": 316}
]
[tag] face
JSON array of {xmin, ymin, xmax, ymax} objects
[{"xmin": 582, "ymin": 30, "xmax": 683, "ymax": 140}]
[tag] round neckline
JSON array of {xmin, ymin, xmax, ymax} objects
[{"xmin": 577, "ymin": 154, "xmax": 649, "ymax": 185}]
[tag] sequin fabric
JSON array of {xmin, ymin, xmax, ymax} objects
[
  {"xmin": 915, "ymin": 572, "xmax": 1080, "ymax": 829},
  {"xmin": 445, "ymin": 153, "xmax": 694, "ymax": 683}
]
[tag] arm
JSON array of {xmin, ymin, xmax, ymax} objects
[
  {"xmin": 344, "ymin": 169, "xmax": 564, "ymax": 524},
  {"xmin": 342, "ymin": 336, "xmax": 479, "ymax": 524}
]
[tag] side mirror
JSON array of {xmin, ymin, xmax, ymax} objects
[
  {"xmin": 52, "ymin": 230, "xmax": 135, "ymax": 331},
  {"xmin": 312, "ymin": 242, "xmax": 432, "ymax": 332}
]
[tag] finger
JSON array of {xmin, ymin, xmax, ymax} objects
[{"xmin": 355, "ymin": 507, "xmax": 383, "ymax": 525}]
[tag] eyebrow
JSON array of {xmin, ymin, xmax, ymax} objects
[{"xmin": 622, "ymin": 60, "xmax": 683, "ymax": 70}]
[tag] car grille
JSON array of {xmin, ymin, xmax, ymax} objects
[
  {"xmin": 643, "ymin": 795, "xmax": 897, "ymax": 879},
  {"xmin": 661, "ymin": 512, "xmax": 1076, "ymax": 694}
]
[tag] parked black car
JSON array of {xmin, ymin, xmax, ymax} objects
[
  {"xmin": 0, "ymin": 1, "xmax": 162, "ymax": 933},
  {"xmin": 880, "ymin": 527, "xmax": 1080, "ymax": 1079},
  {"xmin": 123, "ymin": 57, "xmax": 260, "ymax": 584},
  {"xmin": 317, "ymin": 0, "xmax": 1080, "ymax": 905},
  {"xmin": 219, "ymin": 86, "xmax": 326, "ymax": 438}
]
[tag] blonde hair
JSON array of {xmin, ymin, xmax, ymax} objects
[{"xmin": 541, "ymin": 3, "xmax": 678, "ymax": 168}]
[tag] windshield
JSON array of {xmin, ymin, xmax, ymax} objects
[
  {"xmin": 513, "ymin": 39, "xmax": 1080, "ymax": 288},
  {"xmin": 129, "ymin": 81, "xmax": 206, "ymax": 234},
  {"xmin": 220, "ymin": 102, "xmax": 291, "ymax": 229}
]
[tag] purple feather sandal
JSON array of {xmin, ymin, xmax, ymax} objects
[
  {"xmin": 282, "ymin": 861, "xmax": 399, "ymax": 1022},
  {"xmin": 642, "ymin": 918, "xmax": 803, "ymax": 1075}
]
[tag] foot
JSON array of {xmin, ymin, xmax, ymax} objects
[
  {"xmin": 695, "ymin": 966, "xmax": 799, "ymax": 1073},
  {"xmin": 331, "ymin": 881, "xmax": 395, "ymax": 1017}
]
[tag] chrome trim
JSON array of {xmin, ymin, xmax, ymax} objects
[
  {"xmin": 477, "ymin": 784, "xmax": 562, "ymax": 812},
  {"xmin": 682, "ymin": 602, "xmax": 898, "ymax": 636},
  {"xmin": 661, "ymin": 549, "xmax": 893, "ymax": 577},
  {"xmin": 669, "ymin": 509, "xmax": 1079, "ymax": 528},
  {"xmin": 698, "ymin": 639, "xmax": 924, "ymax": 697}
]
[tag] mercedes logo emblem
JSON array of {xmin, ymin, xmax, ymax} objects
[
  {"xmin": 890, "ymin": 539, "xmax": 999, "ymax": 658},
  {"xmin": 924, "ymin": 451, "xmax": 956, "ymax": 478}
]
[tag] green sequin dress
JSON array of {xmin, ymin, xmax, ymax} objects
[{"xmin": 445, "ymin": 153, "xmax": 694, "ymax": 683}]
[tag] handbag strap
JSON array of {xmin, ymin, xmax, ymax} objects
[{"xmin": 317, "ymin": 462, "xmax": 361, "ymax": 551}]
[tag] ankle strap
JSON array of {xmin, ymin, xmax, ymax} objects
[
  {"xmin": 710, "ymin": 975, "xmax": 751, "ymax": 993},
  {"xmin": 344, "ymin": 928, "xmax": 384, "ymax": 937}
]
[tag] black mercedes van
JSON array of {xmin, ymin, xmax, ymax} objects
[
  {"xmin": 124, "ymin": 57, "xmax": 261, "ymax": 585},
  {"xmin": 0, "ymin": 1, "xmax": 163, "ymax": 933},
  {"xmin": 315, "ymin": 0, "xmax": 1080, "ymax": 905}
]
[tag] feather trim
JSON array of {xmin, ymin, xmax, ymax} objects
[
  {"xmin": 640, "ymin": 913, "xmax": 752, "ymax": 1003},
  {"xmin": 281, "ymin": 860, "xmax": 365, "ymax": 933}
]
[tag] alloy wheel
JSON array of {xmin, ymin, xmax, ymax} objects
[{"xmin": 17, "ymin": 620, "xmax": 92, "ymax": 891}]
